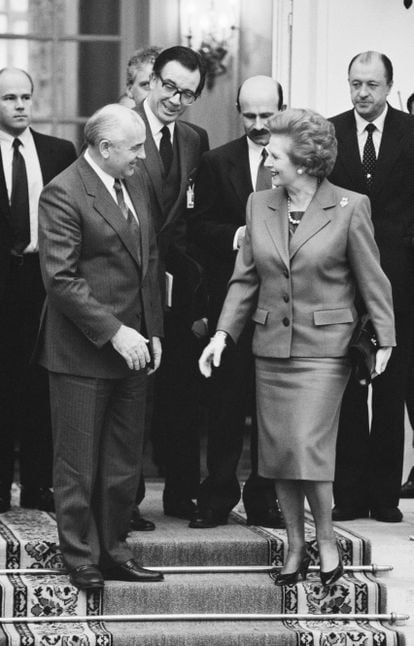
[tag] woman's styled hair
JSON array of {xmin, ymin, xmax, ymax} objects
[{"xmin": 268, "ymin": 108, "xmax": 337, "ymax": 179}]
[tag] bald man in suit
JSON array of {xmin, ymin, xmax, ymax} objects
[
  {"xmin": 329, "ymin": 51, "xmax": 414, "ymax": 523},
  {"xmin": 188, "ymin": 76, "xmax": 285, "ymax": 528},
  {"xmin": 0, "ymin": 67, "xmax": 77, "ymax": 514},
  {"xmin": 37, "ymin": 104, "xmax": 164, "ymax": 590}
]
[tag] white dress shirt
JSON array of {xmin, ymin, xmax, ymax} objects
[
  {"xmin": 354, "ymin": 103, "xmax": 388, "ymax": 159},
  {"xmin": 84, "ymin": 149, "xmax": 139, "ymax": 222},
  {"xmin": 0, "ymin": 127, "xmax": 43, "ymax": 253},
  {"xmin": 143, "ymin": 99, "xmax": 175, "ymax": 149}
]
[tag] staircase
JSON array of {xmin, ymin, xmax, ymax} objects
[{"xmin": 0, "ymin": 482, "xmax": 408, "ymax": 645}]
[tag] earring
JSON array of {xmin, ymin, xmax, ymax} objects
[{"xmin": 297, "ymin": 168, "xmax": 304, "ymax": 175}]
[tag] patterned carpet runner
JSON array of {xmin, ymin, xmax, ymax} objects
[{"xmin": 0, "ymin": 483, "xmax": 405, "ymax": 645}]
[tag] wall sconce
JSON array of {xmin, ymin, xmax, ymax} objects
[{"xmin": 180, "ymin": 0, "xmax": 239, "ymax": 90}]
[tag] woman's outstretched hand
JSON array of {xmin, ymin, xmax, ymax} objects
[
  {"xmin": 374, "ymin": 346, "xmax": 393, "ymax": 377},
  {"xmin": 199, "ymin": 332, "xmax": 228, "ymax": 378}
]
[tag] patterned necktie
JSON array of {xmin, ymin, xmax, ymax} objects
[
  {"xmin": 10, "ymin": 138, "xmax": 30, "ymax": 253},
  {"xmin": 113, "ymin": 178, "xmax": 141, "ymax": 261},
  {"xmin": 362, "ymin": 123, "xmax": 376, "ymax": 192},
  {"xmin": 159, "ymin": 125, "xmax": 173, "ymax": 175},
  {"xmin": 255, "ymin": 148, "xmax": 272, "ymax": 191}
]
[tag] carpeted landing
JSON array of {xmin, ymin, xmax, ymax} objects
[{"xmin": 0, "ymin": 483, "xmax": 406, "ymax": 645}]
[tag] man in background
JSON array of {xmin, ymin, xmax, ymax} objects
[
  {"xmin": 188, "ymin": 76, "xmax": 285, "ymax": 528},
  {"xmin": 0, "ymin": 67, "xmax": 77, "ymax": 514},
  {"xmin": 134, "ymin": 46, "xmax": 209, "ymax": 522},
  {"xmin": 119, "ymin": 46, "xmax": 161, "ymax": 108},
  {"xmin": 329, "ymin": 51, "xmax": 414, "ymax": 523}
]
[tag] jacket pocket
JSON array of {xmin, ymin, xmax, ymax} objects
[
  {"xmin": 252, "ymin": 307, "xmax": 269, "ymax": 325},
  {"xmin": 313, "ymin": 308, "xmax": 354, "ymax": 326}
]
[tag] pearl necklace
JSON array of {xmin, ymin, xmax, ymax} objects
[{"xmin": 287, "ymin": 195, "xmax": 302, "ymax": 226}]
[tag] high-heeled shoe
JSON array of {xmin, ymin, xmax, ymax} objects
[
  {"xmin": 273, "ymin": 550, "xmax": 311, "ymax": 586},
  {"xmin": 320, "ymin": 540, "xmax": 344, "ymax": 586}
]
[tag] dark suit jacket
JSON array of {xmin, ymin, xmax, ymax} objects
[
  {"xmin": 135, "ymin": 104, "xmax": 209, "ymax": 322},
  {"xmin": 37, "ymin": 154, "xmax": 163, "ymax": 379},
  {"xmin": 0, "ymin": 128, "xmax": 77, "ymax": 301},
  {"xmin": 329, "ymin": 105, "xmax": 414, "ymax": 312},
  {"xmin": 189, "ymin": 135, "xmax": 253, "ymax": 329},
  {"xmin": 218, "ymin": 180, "xmax": 395, "ymax": 356}
]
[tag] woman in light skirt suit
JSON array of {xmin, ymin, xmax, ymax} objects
[{"xmin": 199, "ymin": 109, "xmax": 395, "ymax": 586}]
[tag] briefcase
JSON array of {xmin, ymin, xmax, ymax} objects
[{"xmin": 348, "ymin": 313, "xmax": 378, "ymax": 386}]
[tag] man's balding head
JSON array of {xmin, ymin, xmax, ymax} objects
[{"xmin": 237, "ymin": 76, "xmax": 284, "ymax": 146}]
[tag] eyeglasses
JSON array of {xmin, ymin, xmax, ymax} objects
[{"xmin": 157, "ymin": 74, "xmax": 197, "ymax": 105}]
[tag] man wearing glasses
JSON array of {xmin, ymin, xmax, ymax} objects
[{"xmin": 134, "ymin": 46, "xmax": 209, "ymax": 522}]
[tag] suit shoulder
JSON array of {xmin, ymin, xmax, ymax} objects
[
  {"xmin": 201, "ymin": 137, "xmax": 246, "ymax": 163},
  {"xmin": 329, "ymin": 110, "xmax": 354, "ymax": 128},
  {"xmin": 31, "ymin": 129, "xmax": 76, "ymax": 151}
]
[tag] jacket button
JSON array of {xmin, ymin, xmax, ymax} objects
[
  {"xmin": 283, "ymin": 293, "xmax": 290, "ymax": 303},
  {"xmin": 283, "ymin": 270, "xmax": 289, "ymax": 278},
  {"xmin": 282, "ymin": 317, "xmax": 290, "ymax": 326}
]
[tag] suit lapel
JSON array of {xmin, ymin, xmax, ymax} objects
[
  {"xmin": 264, "ymin": 190, "xmax": 289, "ymax": 269},
  {"xmin": 136, "ymin": 106, "xmax": 164, "ymax": 214},
  {"xmin": 125, "ymin": 175, "xmax": 149, "ymax": 277},
  {"xmin": 227, "ymin": 137, "xmax": 253, "ymax": 218},
  {"xmin": 335, "ymin": 113, "xmax": 366, "ymax": 191},
  {"xmin": 289, "ymin": 179, "xmax": 335, "ymax": 259},
  {"xmin": 0, "ymin": 150, "xmax": 11, "ymax": 225},
  {"xmin": 373, "ymin": 106, "xmax": 405, "ymax": 197},
  {"xmin": 79, "ymin": 156, "xmax": 142, "ymax": 268}
]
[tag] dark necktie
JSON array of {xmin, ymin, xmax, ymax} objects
[
  {"xmin": 113, "ymin": 178, "xmax": 141, "ymax": 261},
  {"xmin": 159, "ymin": 125, "xmax": 173, "ymax": 175},
  {"xmin": 255, "ymin": 148, "xmax": 272, "ymax": 191},
  {"xmin": 362, "ymin": 123, "xmax": 376, "ymax": 192},
  {"xmin": 10, "ymin": 138, "xmax": 30, "ymax": 253}
]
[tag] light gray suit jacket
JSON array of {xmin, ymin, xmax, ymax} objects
[
  {"xmin": 217, "ymin": 179, "xmax": 396, "ymax": 358},
  {"xmin": 37, "ymin": 154, "xmax": 163, "ymax": 378}
]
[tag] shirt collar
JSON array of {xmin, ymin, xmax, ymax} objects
[
  {"xmin": 246, "ymin": 136, "xmax": 267, "ymax": 159},
  {"xmin": 0, "ymin": 126, "xmax": 32, "ymax": 147},
  {"xmin": 143, "ymin": 98, "xmax": 175, "ymax": 138},
  {"xmin": 354, "ymin": 103, "xmax": 388, "ymax": 135},
  {"xmin": 84, "ymin": 148, "xmax": 118, "ymax": 191}
]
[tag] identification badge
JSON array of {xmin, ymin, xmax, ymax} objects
[{"xmin": 186, "ymin": 182, "xmax": 194, "ymax": 209}]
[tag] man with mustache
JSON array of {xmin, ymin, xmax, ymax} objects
[
  {"xmin": 329, "ymin": 51, "xmax": 414, "ymax": 523},
  {"xmin": 188, "ymin": 76, "xmax": 286, "ymax": 528}
]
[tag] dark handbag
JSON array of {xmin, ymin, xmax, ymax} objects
[{"xmin": 348, "ymin": 313, "xmax": 378, "ymax": 386}]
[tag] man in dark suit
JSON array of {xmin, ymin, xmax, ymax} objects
[
  {"xmin": 133, "ymin": 46, "xmax": 209, "ymax": 522},
  {"xmin": 37, "ymin": 104, "xmax": 164, "ymax": 590},
  {"xmin": 0, "ymin": 67, "xmax": 77, "ymax": 514},
  {"xmin": 329, "ymin": 51, "xmax": 414, "ymax": 523},
  {"xmin": 188, "ymin": 76, "xmax": 285, "ymax": 528}
]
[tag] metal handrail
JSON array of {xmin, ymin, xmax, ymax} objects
[{"xmin": 0, "ymin": 612, "xmax": 409, "ymax": 625}]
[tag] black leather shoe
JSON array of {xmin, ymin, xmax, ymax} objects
[
  {"xmin": 371, "ymin": 506, "xmax": 403, "ymax": 523},
  {"xmin": 246, "ymin": 508, "xmax": 285, "ymax": 529},
  {"xmin": 188, "ymin": 508, "xmax": 228, "ymax": 529},
  {"xmin": 105, "ymin": 559, "xmax": 163, "ymax": 582},
  {"xmin": 130, "ymin": 507, "xmax": 155, "ymax": 531},
  {"xmin": 401, "ymin": 467, "xmax": 414, "ymax": 498},
  {"xmin": 69, "ymin": 564, "xmax": 104, "ymax": 590},
  {"xmin": 164, "ymin": 498, "xmax": 197, "ymax": 520},
  {"xmin": 20, "ymin": 487, "xmax": 55, "ymax": 512},
  {"xmin": 273, "ymin": 549, "xmax": 311, "ymax": 586},
  {"xmin": 332, "ymin": 506, "xmax": 369, "ymax": 521},
  {"xmin": 0, "ymin": 495, "xmax": 11, "ymax": 513},
  {"xmin": 320, "ymin": 541, "xmax": 344, "ymax": 586}
]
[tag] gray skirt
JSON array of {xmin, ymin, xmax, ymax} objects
[{"xmin": 255, "ymin": 357, "xmax": 350, "ymax": 481}]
